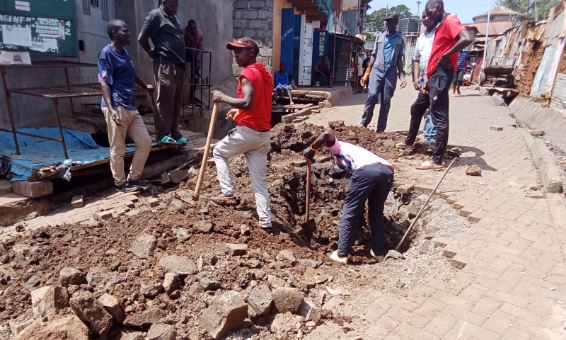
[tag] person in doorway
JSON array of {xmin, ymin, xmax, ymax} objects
[
  {"xmin": 184, "ymin": 19, "xmax": 204, "ymax": 107},
  {"xmin": 452, "ymin": 50, "xmax": 468, "ymax": 96},
  {"xmin": 211, "ymin": 38, "xmax": 274, "ymax": 230},
  {"xmin": 360, "ymin": 12, "xmax": 407, "ymax": 132},
  {"xmin": 397, "ymin": 10, "xmax": 438, "ymax": 151},
  {"xmin": 303, "ymin": 132, "xmax": 394, "ymax": 264},
  {"xmin": 274, "ymin": 63, "xmax": 294, "ymax": 105},
  {"xmin": 98, "ymin": 19, "xmax": 152, "ymax": 192},
  {"xmin": 416, "ymin": 0, "xmax": 475, "ymax": 170},
  {"xmin": 314, "ymin": 56, "xmax": 332, "ymax": 87},
  {"xmin": 138, "ymin": 0, "xmax": 188, "ymax": 145}
]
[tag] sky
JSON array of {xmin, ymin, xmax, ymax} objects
[{"xmin": 368, "ymin": 0, "xmax": 495, "ymax": 24}]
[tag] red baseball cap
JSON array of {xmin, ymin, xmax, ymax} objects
[{"xmin": 226, "ymin": 37, "xmax": 260, "ymax": 54}]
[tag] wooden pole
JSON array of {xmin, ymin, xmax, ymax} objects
[
  {"xmin": 192, "ymin": 102, "xmax": 219, "ymax": 200},
  {"xmin": 304, "ymin": 159, "xmax": 312, "ymax": 223}
]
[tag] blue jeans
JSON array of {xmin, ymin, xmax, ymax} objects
[
  {"xmin": 360, "ymin": 67, "xmax": 398, "ymax": 132},
  {"xmin": 423, "ymin": 109, "xmax": 437, "ymax": 142},
  {"xmin": 338, "ymin": 163, "xmax": 394, "ymax": 257}
]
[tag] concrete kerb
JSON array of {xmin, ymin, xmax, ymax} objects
[
  {"xmin": 509, "ymin": 98, "xmax": 566, "ymax": 153},
  {"xmin": 523, "ymin": 131, "xmax": 564, "ymax": 193}
]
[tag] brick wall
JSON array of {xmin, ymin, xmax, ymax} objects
[{"xmin": 233, "ymin": 0, "xmax": 274, "ymax": 72}]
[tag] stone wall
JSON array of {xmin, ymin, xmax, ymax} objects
[{"xmin": 233, "ymin": 0, "xmax": 274, "ymax": 72}]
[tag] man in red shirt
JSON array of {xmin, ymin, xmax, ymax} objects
[
  {"xmin": 211, "ymin": 37, "xmax": 274, "ymax": 229},
  {"xmin": 416, "ymin": 0, "xmax": 475, "ymax": 170}
]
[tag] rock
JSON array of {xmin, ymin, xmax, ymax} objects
[
  {"xmin": 490, "ymin": 125, "xmax": 503, "ymax": 131},
  {"xmin": 174, "ymin": 227, "xmax": 191, "ymax": 242},
  {"xmin": 59, "ymin": 267, "xmax": 86, "ymax": 286},
  {"xmin": 143, "ymin": 283, "xmax": 164, "ymax": 299},
  {"xmin": 14, "ymin": 315, "xmax": 89, "ymax": 340},
  {"xmin": 31, "ymin": 285, "xmax": 68, "ymax": 317},
  {"xmin": 129, "ymin": 234, "xmax": 156, "ymax": 259},
  {"xmin": 98, "ymin": 293, "xmax": 126, "ymax": 324},
  {"xmin": 124, "ymin": 307, "xmax": 167, "ymax": 328},
  {"xmin": 69, "ymin": 291, "xmax": 114, "ymax": 337},
  {"xmin": 446, "ymin": 147, "xmax": 462, "ymax": 157},
  {"xmin": 270, "ymin": 312, "xmax": 304, "ymax": 336},
  {"xmin": 197, "ymin": 256, "xmax": 204, "ymax": 272},
  {"xmin": 303, "ymin": 268, "xmax": 330, "ymax": 288},
  {"xmin": 267, "ymin": 275, "xmax": 287, "ymax": 289},
  {"xmin": 86, "ymin": 267, "xmax": 106, "ymax": 286},
  {"xmin": 170, "ymin": 199, "xmax": 184, "ymax": 212},
  {"xmin": 298, "ymin": 259, "xmax": 320, "ymax": 268},
  {"xmin": 276, "ymin": 249, "xmax": 296, "ymax": 265},
  {"xmin": 299, "ymin": 299, "xmax": 320, "ymax": 321},
  {"xmin": 93, "ymin": 211, "xmax": 112, "ymax": 221},
  {"xmin": 530, "ymin": 129, "xmax": 545, "ymax": 137},
  {"xmin": 71, "ymin": 195, "xmax": 85, "ymax": 208},
  {"xmin": 203, "ymin": 253, "xmax": 218, "ymax": 266},
  {"xmin": 225, "ymin": 243, "xmax": 248, "ymax": 256},
  {"xmin": 386, "ymin": 250, "xmax": 405, "ymax": 260},
  {"xmin": 25, "ymin": 275, "xmax": 41, "ymax": 288},
  {"xmin": 466, "ymin": 165, "xmax": 482, "ymax": 177},
  {"xmin": 169, "ymin": 169, "xmax": 189, "ymax": 184},
  {"xmin": 240, "ymin": 224, "xmax": 251, "ymax": 236},
  {"xmin": 162, "ymin": 272, "xmax": 182, "ymax": 294},
  {"xmin": 195, "ymin": 220, "xmax": 213, "ymax": 233},
  {"xmin": 272, "ymin": 287, "xmax": 304, "ymax": 314},
  {"xmin": 248, "ymin": 284, "xmax": 273, "ymax": 318},
  {"xmin": 199, "ymin": 277, "xmax": 221, "ymax": 291},
  {"xmin": 147, "ymin": 323, "xmax": 177, "ymax": 340},
  {"xmin": 148, "ymin": 198, "xmax": 160, "ymax": 207},
  {"xmin": 158, "ymin": 255, "xmax": 197, "ymax": 275},
  {"xmin": 199, "ymin": 291, "xmax": 248, "ymax": 339},
  {"xmin": 9, "ymin": 319, "xmax": 33, "ymax": 336}
]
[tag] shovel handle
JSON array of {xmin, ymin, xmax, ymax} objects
[
  {"xmin": 305, "ymin": 159, "xmax": 312, "ymax": 222},
  {"xmin": 193, "ymin": 102, "xmax": 219, "ymax": 200}
]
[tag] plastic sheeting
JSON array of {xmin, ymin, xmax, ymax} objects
[{"xmin": 0, "ymin": 127, "xmax": 134, "ymax": 181}]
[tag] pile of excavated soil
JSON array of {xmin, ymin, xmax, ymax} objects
[{"xmin": 0, "ymin": 123, "xmax": 465, "ymax": 339}]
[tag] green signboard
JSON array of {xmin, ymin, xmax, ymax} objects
[{"xmin": 0, "ymin": 0, "xmax": 77, "ymax": 57}]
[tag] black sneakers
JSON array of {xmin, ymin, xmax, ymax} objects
[{"xmin": 117, "ymin": 180, "xmax": 149, "ymax": 193}]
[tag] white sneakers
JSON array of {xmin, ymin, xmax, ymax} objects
[
  {"xmin": 416, "ymin": 159, "xmax": 445, "ymax": 170},
  {"xmin": 329, "ymin": 250, "xmax": 348, "ymax": 264}
]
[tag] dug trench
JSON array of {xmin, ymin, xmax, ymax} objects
[{"xmin": 0, "ymin": 123, "xmax": 470, "ymax": 339}]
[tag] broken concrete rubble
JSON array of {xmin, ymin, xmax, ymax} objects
[
  {"xmin": 199, "ymin": 290, "xmax": 248, "ymax": 339},
  {"xmin": 162, "ymin": 272, "xmax": 182, "ymax": 294},
  {"xmin": 59, "ymin": 267, "xmax": 86, "ymax": 286},
  {"xmin": 272, "ymin": 287, "xmax": 305, "ymax": 314},
  {"xmin": 14, "ymin": 315, "xmax": 89, "ymax": 340},
  {"xmin": 225, "ymin": 243, "xmax": 248, "ymax": 256},
  {"xmin": 98, "ymin": 293, "xmax": 126, "ymax": 324},
  {"xmin": 147, "ymin": 323, "xmax": 177, "ymax": 340},
  {"xmin": 158, "ymin": 255, "xmax": 198, "ymax": 275},
  {"xmin": 69, "ymin": 291, "xmax": 114, "ymax": 337},
  {"xmin": 248, "ymin": 284, "xmax": 273, "ymax": 318},
  {"xmin": 30, "ymin": 285, "xmax": 68, "ymax": 317},
  {"xmin": 129, "ymin": 233, "xmax": 157, "ymax": 259}
]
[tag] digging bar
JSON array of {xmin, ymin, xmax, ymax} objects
[
  {"xmin": 192, "ymin": 102, "xmax": 219, "ymax": 201},
  {"xmin": 386, "ymin": 157, "xmax": 458, "ymax": 260}
]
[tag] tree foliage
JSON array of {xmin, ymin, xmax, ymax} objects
[
  {"xmin": 496, "ymin": 0, "xmax": 560, "ymax": 20},
  {"xmin": 365, "ymin": 5, "xmax": 413, "ymax": 32}
]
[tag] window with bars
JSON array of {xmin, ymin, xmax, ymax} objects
[
  {"xmin": 83, "ymin": 0, "xmax": 90, "ymax": 15},
  {"xmin": 90, "ymin": 0, "xmax": 99, "ymax": 7},
  {"xmin": 102, "ymin": 0, "xmax": 109, "ymax": 20}
]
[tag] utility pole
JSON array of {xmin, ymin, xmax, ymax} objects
[
  {"xmin": 481, "ymin": 0, "xmax": 493, "ymax": 71},
  {"xmin": 416, "ymin": 0, "xmax": 422, "ymax": 26}
]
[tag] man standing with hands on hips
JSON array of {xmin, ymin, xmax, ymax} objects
[
  {"xmin": 360, "ymin": 12, "xmax": 407, "ymax": 132},
  {"xmin": 416, "ymin": 0, "xmax": 475, "ymax": 170},
  {"xmin": 138, "ymin": 0, "xmax": 188, "ymax": 145},
  {"xmin": 211, "ymin": 38, "xmax": 274, "ymax": 230}
]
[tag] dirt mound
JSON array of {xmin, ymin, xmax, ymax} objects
[{"xmin": 0, "ymin": 123, "xmax": 440, "ymax": 339}]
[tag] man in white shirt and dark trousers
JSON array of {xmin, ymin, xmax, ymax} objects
[
  {"xmin": 303, "ymin": 132, "xmax": 394, "ymax": 264},
  {"xmin": 398, "ymin": 11, "xmax": 437, "ymax": 150}
]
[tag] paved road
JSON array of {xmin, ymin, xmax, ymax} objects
[{"xmin": 307, "ymin": 87, "xmax": 566, "ymax": 339}]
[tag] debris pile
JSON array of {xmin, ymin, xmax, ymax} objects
[{"xmin": 0, "ymin": 123, "xmax": 462, "ymax": 339}]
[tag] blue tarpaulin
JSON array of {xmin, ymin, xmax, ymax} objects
[{"xmin": 0, "ymin": 127, "xmax": 134, "ymax": 181}]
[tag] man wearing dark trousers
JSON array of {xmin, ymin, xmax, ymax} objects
[
  {"xmin": 303, "ymin": 132, "xmax": 394, "ymax": 264},
  {"xmin": 184, "ymin": 19, "xmax": 204, "ymax": 107},
  {"xmin": 416, "ymin": 0, "xmax": 474, "ymax": 170},
  {"xmin": 360, "ymin": 12, "xmax": 407, "ymax": 132},
  {"xmin": 138, "ymin": 0, "xmax": 188, "ymax": 145}
]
